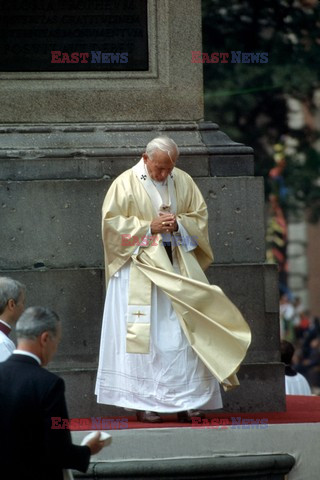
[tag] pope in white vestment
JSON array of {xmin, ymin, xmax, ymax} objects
[{"xmin": 95, "ymin": 137, "xmax": 251, "ymax": 419}]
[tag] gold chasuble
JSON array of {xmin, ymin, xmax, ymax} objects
[{"xmin": 102, "ymin": 160, "xmax": 251, "ymax": 391}]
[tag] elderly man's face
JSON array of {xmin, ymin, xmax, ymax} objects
[
  {"xmin": 143, "ymin": 149, "xmax": 176, "ymax": 182},
  {"xmin": 11, "ymin": 290, "xmax": 26, "ymax": 323}
]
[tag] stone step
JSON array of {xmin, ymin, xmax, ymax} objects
[{"xmin": 71, "ymin": 428, "xmax": 294, "ymax": 479}]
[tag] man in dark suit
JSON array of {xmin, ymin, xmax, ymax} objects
[{"xmin": 0, "ymin": 306, "xmax": 104, "ymax": 480}]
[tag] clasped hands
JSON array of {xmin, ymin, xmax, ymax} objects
[{"xmin": 150, "ymin": 213, "xmax": 178, "ymax": 234}]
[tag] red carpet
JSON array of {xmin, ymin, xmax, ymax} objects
[{"xmin": 70, "ymin": 396, "xmax": 320, "ymax": 431}]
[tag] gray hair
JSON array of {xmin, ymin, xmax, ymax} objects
[
  {"xmin": 16, "ymin": 306, "xmax": 60, "ymax": 340},
  {"xmin": 145, "ymin": 136, "xmax": 179, "ymax": 163},
  {"xmin": 0, "ymin": 277, "xmax": 26, "ymax": 315}
]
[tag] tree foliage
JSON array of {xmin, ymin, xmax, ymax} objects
[{"xmin": 202, "ymin": 0, "xmax": 320, "ymax": 221}]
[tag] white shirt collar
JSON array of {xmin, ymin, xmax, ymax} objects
[
  {"xmin": 13, "ymin": 349, "xmax": 41, "ymax": 365},
  {"xmin": 0, "ymin": 319, "xmax": 12, "ymax": 330}
]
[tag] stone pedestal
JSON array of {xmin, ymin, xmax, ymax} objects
[
  {"xmin": 0, "ymin": 121, "xmax": 284, "ymax": 414},
  {"xmin": 0, "ymin": 0, "xmax": 284, "ymax": 414}
]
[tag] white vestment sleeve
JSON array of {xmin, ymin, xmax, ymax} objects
[
  {"xmin": 0, "ymin": 337, "xmax": 14, "ymax": 362},
  {"xmin": 174, "ymin": 221, "xmax": 197, "ymax": 252}
]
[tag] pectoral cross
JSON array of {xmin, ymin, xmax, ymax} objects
[{"xmin": 132, "ymin": 310, "xmax": 146, "ymax": 318}]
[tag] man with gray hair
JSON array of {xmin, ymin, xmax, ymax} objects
[
  {"xmin": 0, "ymin": 306, "xmax": 104, "ymax": 479},
  {"xmin": 0, "ymin": 276, "xmax": 26, "ymax": 361},
  {"xmin": 95, "ymin": 136, "xmax": 250, "ymax": 423}
]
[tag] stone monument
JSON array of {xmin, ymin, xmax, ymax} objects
[{"xmin": 0, "ymin": 0, "xmax": 284, "ymax": 416}]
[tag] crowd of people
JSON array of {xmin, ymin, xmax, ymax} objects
[{"xmin": 280, "ymin": 293, "xmax": 320, "ymax": 394}]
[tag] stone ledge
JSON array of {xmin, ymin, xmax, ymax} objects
[
  {"xmin": 0, "ymin": 121, "xmax": 218, "ymax": 135},
  {"xmin": 0, "ymin": 121, "xmax": 253, "ymax": 179},
  {"xmin": 74, "ymin": 454, "xmax": 295, "ymax": 479}
]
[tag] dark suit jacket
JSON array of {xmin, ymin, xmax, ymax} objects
[{"xmin": 0, "ymin": 354, "xmax": 90, "ymax": 480}]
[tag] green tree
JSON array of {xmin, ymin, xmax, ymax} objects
[{"xmin": 202, "ymin": 0, "xmax": 320, "ymax": 221}]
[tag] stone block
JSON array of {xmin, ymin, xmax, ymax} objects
[
  {"xmin": 0, "ymin": 176, "xmax": 266, "ymax": 270},
  {"xmin": 209, "ymin": 155, "xmax": 254, "ymax": 177},
  {"xmin": 58, "ymin": 368, "xmax": 121, "ymax": 419},
  {"xmin": 0, "ymin": 180, "xmax": 108, "ymax": 270},
  {"xmin": 200, "ymin": 176, "xmax": 266, "ymax": 263},
  {"xmin": 4, "ymin": 269, "xmax": 104, "ymax": 367},
  {"xmin": 208, "ymin": 264, "xmax": 280, "ymax": 364},
  {"xmin": 220, "ymin": 363, "xmax": 285, "ymax": 412},
  {"xmin": 264, "ymin": 264, "xmax": 279, "ymax": 313}
]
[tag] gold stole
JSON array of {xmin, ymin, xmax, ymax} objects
[
  {"xmin": 126, "ymin": 158, "xmax": 176, "ymax": 354},
  {"xmin": 126, "ymin": 260, "xmax": 152, "ymax": 354}
]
